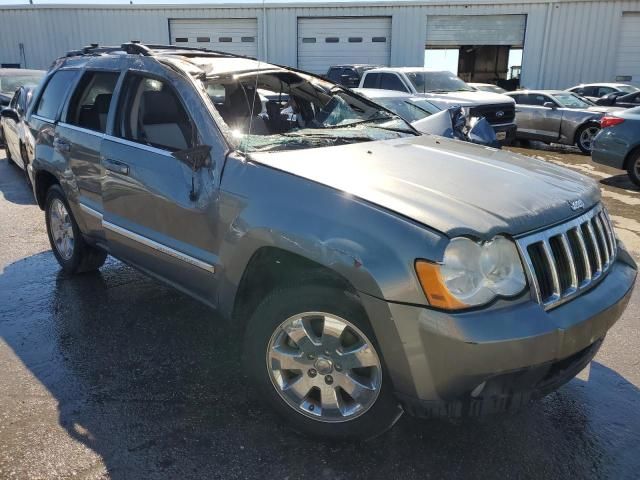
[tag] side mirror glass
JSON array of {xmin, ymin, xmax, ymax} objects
[
  {"xmin": 543, "ymin": 102, "xmax": 557, "ymax": 109},
  {"xmin": 0, "ymin": 107, "xmax": 20, "ymax": 123}
]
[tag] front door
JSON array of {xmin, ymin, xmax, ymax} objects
[
  {"xmin": 101, "ymin": 72, "xmax": 220, "ymax": 305},
  {"xmin": 515, "ymin": 93, "xmax": 562, "ymax": 141}
]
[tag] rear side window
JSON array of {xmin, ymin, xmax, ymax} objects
[
  {"xmin": 35, "ymin": 70, "xmax": 78, "ymax": 120},
  {"xmin": 115, "ymin": 74, "xmax": 195, "ymax": 152},
  {"xmin": 362, "ymin": 72, "xmax": 380, "ymax": 88},
  {"xmin": 66, "ymin": 71, "xmax": 119, "ymax": 133},
  {"xmin": 379, "ymin": 73, "xmax": 408, "ymax": 92}
]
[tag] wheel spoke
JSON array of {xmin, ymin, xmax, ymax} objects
[
  {"xmin": 320, "ymin": 385, "xmax": 342, "ymax": 414},
  {"xmin": 284, "ymin": 375, "xmax": 313, "ymax": 400},
  {"xmin": 283, "ymin": 317, "xmax": 320, "ymax": 352},
  {"xmin": 270, "ymin": 345, "xmax": 304, "ymax": 371},
  {"xmin": 320, "ymin": 315, "xmax": 347, "ymax": 350},
  {"xmin": 337, "ymin": 373, "xmax": 375, "ymax": 403},
  {"xmin": 338, "ymin": 343, "xmax": 379, "ymax": 369}
]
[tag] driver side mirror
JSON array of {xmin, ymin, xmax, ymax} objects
[
  {"xmin": 543, "ymin": 102, "xmax": 557, "ymax": 109},
  {"xmin": 0, "ymin": 107, "xmax": 19, "ymax": 123}
]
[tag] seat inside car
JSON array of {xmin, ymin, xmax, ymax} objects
[
  {"xmin": 140, "ymin": 90, "xmax": 192, "ymax": 150},
  {"xmin": 221, "ymin": 85, "xmax": 269, "ymax": 135}
]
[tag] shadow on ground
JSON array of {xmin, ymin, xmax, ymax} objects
[
  {"xmin": 1, "ymin": 251, "xmax": 640, "ymax": 479},
  {"xmin": 0, "ymin": 157, "xmax": 35, "ymax": 205}
]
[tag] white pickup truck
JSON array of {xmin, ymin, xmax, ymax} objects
[{"xmin": 359, "ymin": 67, "xmax": 517, "ymax": 144}]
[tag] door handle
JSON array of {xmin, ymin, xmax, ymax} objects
[
  {"xmin": 53, "ymin": 138, "xmax": 70, "ymax": 153},
  {"xmin": 104, "ymin": 158, "xmax": 130, "ymax": 176}
]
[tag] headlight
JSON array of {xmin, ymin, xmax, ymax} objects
[{"xmin": 415, "ymin": 236, "xmax": 527, "ymax": 310}]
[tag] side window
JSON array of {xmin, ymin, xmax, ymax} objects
[
  {"xmin": 66, "ymin": 71, "xmax": 119, "ymax": 133},
  {"xmin": 522, "ymin": 94, "xmax": 549, "ymax": 106},
  {"xmin": 362, "ymin": 72, "xmax": 379, "ymax": 88},
  {"xmin": 597, "ymin": 87, "xmax": 614, "ymax": 97},
  {"xmin": 582, "ymin": 87, "xmax": 595, "ymax": 97},
  {"xmin": 35, "ymin": 70, "xmax": 78, "ymax": 120},
  {"xmin": 379, "ymin": 73, "xmax": 407, "ymax": 92},
  {"xmin": 327, "ymin": 68, "xmax": 344, "ymax": 83},
  {"xmin": 115, "ymin": 74, "xmax": 194, "ymax": 152},
  {"xmin": 510, "ymin": 94, "xmax": 522, "ymax": 103}
]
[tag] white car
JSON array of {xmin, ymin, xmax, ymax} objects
[
  {"xmin": 358, "ymin": 67, "xmax": 517, "ymax": 143},
  {"xmin": 469, "ymin": 83, "xmax": 507, "ymax": 94},
  {"xmin": 566, "ymin": 83, "xmax": 640, "ymax": 103}
]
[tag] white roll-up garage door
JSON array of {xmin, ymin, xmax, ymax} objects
[
  {"xmin": 297, "ymin": 17, "xmax": 391, "ymax": 74},
  {"xmin": 615, "ymin": 12, "xmax": 640, "ymax": 85},
  {"xmin": 426, "ymin": 15, "xmax": 526, "ymax": 47},
  {"xmin": 169, "ymin": 18, "xmax": 258, "ymax": 57}
]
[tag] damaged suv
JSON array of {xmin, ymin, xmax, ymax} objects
[{"xmin": 28, "ymin": 44, "xmax": 636, "ymax": 439}]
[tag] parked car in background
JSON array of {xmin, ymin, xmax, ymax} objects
[
  {"xmin": 595, "ymin": 90, "xmax": 640, "ymax": 109},
  {"xmin": 359, "ymin": 68, "xmax": 517, "ymax": 143},
  {"xmin": 592, "ymin": 107, "xmax": 640, "ymax": 187},
  {"xmin": 325, "ymin": 64, "xmax": 381, "ymax": 88},
  {"xmin": 506, "ymin": 90, "xmax": 624, "ymax": 153},
  {"xmin": 469, "ymin": 82, "xmax": 507, "ymax": 94},
  {"xmin": 28, "ymin": 43, "xmax": 636, "ymax": 440},
  {"xmin": 567, "ymin": 83, "xmax": 639, "ymax": 103},
  {"xmin": 0, "ymin": 85, "xmax": 36, "ymax": 181},
  {"xmin": 0, "ymin": 68, "xmax": 44, "ymax": 107},
  {"xmin": 354, "ymin": 87, "xmax": 499, "ymax": 147}
]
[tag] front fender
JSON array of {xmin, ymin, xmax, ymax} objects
[
  {"xmin": 559, "ymin": 111, "xmax": 601, "ymax": 144},
  {"xmin": 216, "ymin": 156, "xmax": 448, "ymax": 318}
]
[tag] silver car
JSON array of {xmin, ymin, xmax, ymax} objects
[{"xmin": 506, "ymin": 90, "xmax": 623, "ymax": 153}]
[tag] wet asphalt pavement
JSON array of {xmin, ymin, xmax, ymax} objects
[{"xmin": 0, "ymin": 145, "xmax": 639, "ymax": 480}]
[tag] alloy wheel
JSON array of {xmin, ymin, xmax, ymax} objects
[
  {"xmin": 266, "ymin": 312, "xmax": 382, "ymax": 423},
  {"xmin": 579, "ymin": 126, "xmax": 600, "ymax": 151},
  {"xmin": 49, "ymin": 198, "xmax": 75, "ymax": 260}
]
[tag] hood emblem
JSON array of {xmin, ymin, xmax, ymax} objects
[
  {"xmin": 495, "ymin": 110, "xmax": 505, "ymax": 118},
  {"xmin": 568, "ymin": 199, "xmax": 585, "ymax": 211}
]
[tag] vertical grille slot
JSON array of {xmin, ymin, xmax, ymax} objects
[
  {"xmin": 518, "ymin": 205, "xmax": 616, "ymax": 310},
  {"xmin": 527, "ymin": 242, "xmax": 553, "ymax": 301}
]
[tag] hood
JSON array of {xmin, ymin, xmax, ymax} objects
[
  {"xmin": 417, "ymin": 90, "xmax": 515, "ymax": 108},
  {"xmin": 250, "ymin": 135, "xmax": 600, "ymax": 238}
]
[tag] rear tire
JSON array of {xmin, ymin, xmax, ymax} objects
[
  {"xmin": 576, "ymin": 122, "xmax": 600, "ymax": 154},
  {"xmin": 627, "ymin": 150, "xmax": 640, "ymax": 188},
  {"xmin": 243, "ymin": 284, "xmax": 402, "ymax": 440},
  {"xmin": 45, "ymin": 184, "xmax": 107, "ymax": 274}
]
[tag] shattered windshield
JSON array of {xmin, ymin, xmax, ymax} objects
[
  {"xmin": 406, "ymin": 71, "xmax": 474, "ymax": 93},
  {"xmin": 202, "ymin": 69, "xmax": 416, "ymax": 153}
]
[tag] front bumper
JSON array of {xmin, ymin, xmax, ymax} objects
[
  {"xmin": 361, "ymin": 245, "xmax": 636, "ymax": 418},
  {"xmin": 492, "ymin": 123, "xmax": 517, "ymax": 145}
]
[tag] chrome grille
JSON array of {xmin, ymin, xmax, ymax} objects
[{"xmin": 517, "ymin": 205, "xmax": 617, "ymax": 310}]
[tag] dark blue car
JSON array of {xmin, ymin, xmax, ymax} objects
[{"xmin": 592, "ymin": 106, "xmax": 640, "ymax": 187}]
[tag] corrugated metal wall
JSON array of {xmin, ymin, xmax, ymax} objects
[{"xmin": 0, "ymin": 0, "xmax": 638, "ymax": 89}]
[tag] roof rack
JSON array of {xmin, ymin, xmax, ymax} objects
[{"xmin": 63, "ymin": 41, "xmax": 254, "ymax": 60}]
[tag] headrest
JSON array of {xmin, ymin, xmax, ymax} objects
[
  {"xmin": 94, "ymin": 94, "xmax": 112, "ymax": 113},
  {"xmin": 225, "ymin": 85, "xmax": 261, "ymax": 117},
  {"xmin": 142, "ymin": 90, "xmax": 183, "ymax": 124}
]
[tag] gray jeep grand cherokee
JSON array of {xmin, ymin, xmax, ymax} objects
[{"xmin": 26, "ymin": 44, "xmax": 636, "ymax": 439}]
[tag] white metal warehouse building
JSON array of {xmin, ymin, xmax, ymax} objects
[{"xmin": 0, "ymin": 0, "xmax": 639, "ymax": 89}]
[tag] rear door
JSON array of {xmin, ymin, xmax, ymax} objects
[
  {"xmin": 101, "ymin": 71, "xmax": 220, "ymax": 304},
  {"xmin": 56, "ymin": 70, "xmax": 120, "ymax": 238}
]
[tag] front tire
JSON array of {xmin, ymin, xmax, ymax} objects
[
  {"xmin": 627, "ymin": 150, "xmax": 640, "ymax": 188},
  {"xmin": 576, "ymin": 122, "xmax": 600, "ymax": 154},
  {"xmin": 243, "ymin": 285, "xmax": 402, "ymax": 439},
  {"xmin": 45, "ymin": 184, "xmax": 107, "ymax": 274}
]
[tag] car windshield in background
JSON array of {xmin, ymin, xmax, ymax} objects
[
  {"xmin": 618, "ymin": 85, "xmax": 640, "ymax": 94},
  {"xmin": 0, "ymin": 74, "xmax": 43, "ymax": 94},
  {"xmin": 553, "ymin": 93, "xmax": 593, "ymax": 108},
  {"xmin": 477, "ymin": 85, "xmax": 507, "ymax": 94},
  {"xmin": 406, "ymin": 71, "xmax": 474, "ymax": 93},
  {"xmin": 376, "ymin": 97, "xmax": 440, "ymax": 123},
  {"xmin": 202, "ymin": 69, "xmax": 416, "ymax": 153}
]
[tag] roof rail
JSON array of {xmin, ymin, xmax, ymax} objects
[{"xmin": 63, "ymin": 41, "xmax": 254, "ymax": 61}]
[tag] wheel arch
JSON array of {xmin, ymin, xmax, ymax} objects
[
  {"xmin": 573, "ymin": 119, "xmax": 600, "ymax": 144},
  {"xmin": 623, "ymin": 144, "xmax": 640, "ymax": 170},
  {"xmin": 230, "ymin": 246, "xmax": 359, "ymax": 327},
  {"xmin": 34, "ymin": 169, "xmax": 60, "ymax": 210}
]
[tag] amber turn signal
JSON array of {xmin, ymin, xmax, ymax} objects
[{"xmin": 415, "ymin": 260, "xmax": 468, "ymax": 310}]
